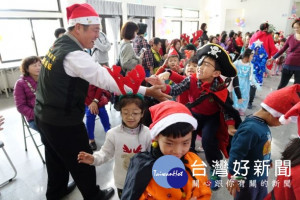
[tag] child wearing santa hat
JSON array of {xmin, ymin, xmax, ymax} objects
[
  {"xmin": 265, "ymin": 102, "xmax": 300, "ymax": 200},
  {"xmin": 147, "ymin": 43, "xmax": 242, "ymax": 190},
  {"xmin": 265, "ymin": 101, "xmax": 300, "ymax": 200},
  {"xmin": 227, "ymin": 84, "xmax": 300, "ymax": 200},
  {"xmin": 121, "ymin": 101, "xmax": 212, "ymax": 200}
]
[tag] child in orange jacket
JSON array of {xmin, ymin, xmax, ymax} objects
[{"xmin": 121, "ymin": 101, "xmax": 212, "ymax": 200}]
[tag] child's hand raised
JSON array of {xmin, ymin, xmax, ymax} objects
[
  {"xmin": 162, "ymin": 57, "xmax": 169, "ymax": 67},
  {"xmin": 78, "ymin": 151, "xmax": 94, "ymax": 165},
  {"xmin": 158, "ymin": 72, "xmax": 171, "ymax": 81},
  {"xmin": 145, "ymin": 75, "xmax": 165, "ymax": 86}
]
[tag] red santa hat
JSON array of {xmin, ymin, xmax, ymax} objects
[
  {"xmin": 168, "ymin": 46, "xmax": 179, "ymax": 57},
  {"xmin": 261, "ymin": 84, "xmax": 300, "ymax": 118},
  {"xmin": 279, "ymin": 102, "xmax": 300, "ymax": 137},
  {"xmin": 149, "ymin": 101, "xmax": 197, "ymax": 139},
  {"xmin": 66, "ymin": 3, "xmax": 100, "ymax": 27}
]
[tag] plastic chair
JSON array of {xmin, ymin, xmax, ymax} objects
[
  {"xmin": 21, "ymin": 115, "xmax": 45, "ymax": 164},
  {"xmin": 0, "ymin": 140, "xmax": 17, "ymax": 187}
]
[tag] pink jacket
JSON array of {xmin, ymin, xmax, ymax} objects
[{"xmin": 13, "ymin": 76, "xmax": 37, "ymax": 121}]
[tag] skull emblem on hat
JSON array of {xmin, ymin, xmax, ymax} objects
[{"xmin": 208, "ymin": 46, "xmax": 221, "ymax": 58}]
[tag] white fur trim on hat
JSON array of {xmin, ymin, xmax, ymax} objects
[
  {"xmin": 279, "ymin": 115, "xmax": 292, "ymax": 125},
  {"xmin": 261, "ymin": 102, "xmax": 283, "ymax": 118},
  {"xmin": 68, "ymin": 16, "xmax": 100, "ymax": 27},
  {"xmin": 150, "ymin": 113, "xmax": 198, "ymax": 139}
]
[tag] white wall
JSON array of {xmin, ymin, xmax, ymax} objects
[
  {"xmin": 60, "ymin": 0, "xmax": 298, "ymax": 37},
  {"xmin": 200, "ymin": 0, "xmax": 295, "ymax": 36},
  {"xmin": 61, "ymin": 0, "xmax": 202, "ymax": 38}
]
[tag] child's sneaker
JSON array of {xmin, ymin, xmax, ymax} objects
[
  {"xmin": 209, "ymin": 168, "xmax": 221, "ymax": 191},
  {"xmin": 89, "ymin": 141, "xmax": 97, "ymax": 151}
]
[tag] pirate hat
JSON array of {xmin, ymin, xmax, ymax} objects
[{"xmin": 197, "ymin": 43, "xmax": 237, "ymax": 77}]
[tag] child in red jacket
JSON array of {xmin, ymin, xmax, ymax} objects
[
  {"xmin": 147, "ymin": 43, "xmax": 241, "ymax": 191},
  {"xmin": 85, "ymin": 85, "xmax": 111, "ymax": 150}
]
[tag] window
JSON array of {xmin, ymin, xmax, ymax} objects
[
  {"xmin": 163, "ymin": 8, "xmax": 182, "ymax": 17},
  {"xmin": 0, "ymin": 19, "xmax": 36, "ymax": 62},
  {"xmin": 32, "ymin": 19, "xmax": 61, "ymax": 56},
  {"xmin": 182, "ymin": 10, "xmax": 199, "ymax": 18},
  {"xmin": 163, "ymin": 8, "xmax": 200, "ymax": 40},
  {"xmin": 102, "ymin": 16, "xmax": 122, "ymax": 66},
  {"xmin": 0, "ymin": 19, "xmax": 61, "ymax": 62},
  {"xmin": 1, "ymin": 0, "xmax": 59, "ymax": 11},
  {"xmin": 169, "ymin": 21, "xmax": 182, "ymax": 41},
  {"xmin": 127, "ymin": 17, "xmax": 155, "ymax": 41},
  {"xmin": 182, "ymin": 21, "xmax": 199, "ymax": 34}
]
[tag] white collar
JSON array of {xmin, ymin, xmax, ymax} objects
[{"xmin": 122, "ymin": 124, "xmax": 141, "ymax": 135}]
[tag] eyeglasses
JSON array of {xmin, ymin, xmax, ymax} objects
[
  {"xmin": 121, "ymin": 112, "xmax": 142, "ymax": 118},
  {"xmin": 200, "ymin": 61, "xmax": 215, "ymax": 68}
]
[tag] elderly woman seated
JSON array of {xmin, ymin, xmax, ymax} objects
[{"xmin": 14, "ymin": 56, "xmax": 41, "ymax": 131}]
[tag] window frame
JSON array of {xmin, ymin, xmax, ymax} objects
[
  {"xmin": 0, "ymin": 0, "xmax": 61, "ymax": 12},
  {"xmin": 127, "ymin": 15, "xmax": 155, "ymax": 37},
  {"xmin": 163, "ymin": 7, "xmax": 200, "ymax": 38},
  {"xmin": 0, "ymin": 17, "xmax": 63, "ymax": 63}
]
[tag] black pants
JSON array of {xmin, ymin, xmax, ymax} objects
[
  {"xmin": 277, "ymin": 68, "xmax": 300, "ymax": 89},
  {"xmin": 192, "ymin": 112, "xmax": 222, "ymax": 167},
  {"xmin": 35, "ymin": 117, "xmax": 103, "ymax": 200},
  {"xmin": 249, "ymin": 85, "xmax": 257, "ymax": 105}
]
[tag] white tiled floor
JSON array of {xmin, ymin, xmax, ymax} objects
[{"xmin": 0, "ymin": 75, "xmax": 297, "ymax": 200}]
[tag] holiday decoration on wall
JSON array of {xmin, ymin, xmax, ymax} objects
[
  {"xmin": 157, "ymin": 18, "xmax": 171, "ymax": 37},
  {"xmin": 235, "ymin": 17, "xmax": 245, "ymax": 27}
]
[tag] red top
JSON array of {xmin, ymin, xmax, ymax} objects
[
  {"xmin": 235, "ymin": 36, "xmax": 244, "ymax": 47},
  {"xmin": 265, "ymin": 165, "xmax": 300, "ymax": 200},
  {"xmin": 169, "ymin": 72, "xmax": 190, "ymax": 105},
  {"xmin": 249, "ymin": 31, "xmax": 278, "ymax": 58},
  {"xmin": 85, "ymin": 85, "xmax": 111, "ymax": 107}
]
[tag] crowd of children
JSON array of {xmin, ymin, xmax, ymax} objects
[
  {"xmin": 14, "ymin": 3, "xmax": 300, "ymax": 199},
  {"xmin": 80, "ymin": 39, "xmax": 299, "ymax": 200}
]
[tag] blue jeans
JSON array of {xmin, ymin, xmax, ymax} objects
[
  {"xmin": 85, "ymin": 106, "xmax": 110, "ymax": 140},
  {"xmin": 234, "ymin": 179, "xmax": 268, "ymax": 200},
  {"xmin": 145, "ymin": 69, "xmax": 151, "ymax": 77},
  {"xmin": 28, "ymin": 120, "xmax": 39, "ymax": 132}
]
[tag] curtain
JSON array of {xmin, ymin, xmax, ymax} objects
[
  {"xmin": 127, "ymin": 4, "xmax": 155, "ymax": 17},
  {"xmin": 87, "ymin": 0, "xmax": 122, "ymax": 15},
  {"xmin": 105, "ymin": 17, "xmax": 121, "ymax": 66},
  {"xmin": 145, "ymin": 18, "xmax": 153, "ymax": 41}
]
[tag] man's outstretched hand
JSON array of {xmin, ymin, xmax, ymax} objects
[
  {"xmin": 145, "ymin": 85, "xmax": 172, "ymax": 102},
  {"xmin": 145, "ymin": 76, "xmax": 165, "ymax": 88}
]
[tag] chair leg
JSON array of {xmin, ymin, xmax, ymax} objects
[
  {"xmin": 25, "ymin": 125, "xmax": 45, "ymax": 164},
  {"xmin": 22, "ymin": 117, "xmax": 27, "ymax": 151},
  {"xmin": 0, "ymin": 146, "xmax": 17, "ymax": 187}
]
